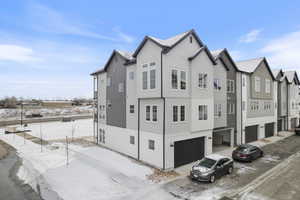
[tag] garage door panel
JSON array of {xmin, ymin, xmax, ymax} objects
[
  {"xmin": 265, "ymin": 123, "xmax": 274, "ymax": 138},
  {"xmin": 174, "ymin": 137, "xmax": 204, "ymax": 168},
  {"xmin": 245, "ymin": 125, "xmax": 258, "ymax": 143}
]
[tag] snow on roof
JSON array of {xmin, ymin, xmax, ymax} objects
[
  {"xmin": 284, "ymin": 71, "xmax": 296, "ymax": 83},
  {"xmin": 206, "ymin": 154, "xmax": 228, "ymax": 161},
  {"xmin": 210, "ymin": 49, "xmax": 225, "ymax": 59},
  {"xmin": 116, "ymin": 50, "xmax": 133, "ymax": 60},
  {"xmin": 235, "ymin": 57, "xmax": 264, "ymax": 73},
  {"xmin": 148, "ymin": 30, "xmax": 191, "ymax": 47}
]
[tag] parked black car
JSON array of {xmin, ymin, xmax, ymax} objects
[
  {"xmin": 295, "ymin": 124, "xmax": 300, "ymax": 136},
  {"xmin": 232, "ymin": 144, "xmax": 263, "ymax": 162},
  {"xmin": 190, "ymin": 154, "xmax": 234, "ymax": 183}
]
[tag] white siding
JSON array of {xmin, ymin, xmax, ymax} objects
[{"xmin": 126, "ymin": 64, "xmax": 138, "ymax": 130}]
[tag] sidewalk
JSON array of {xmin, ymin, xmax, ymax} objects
[{"xmin": 175, "ymin": 131, "xmax": 295, "ymax": 176}]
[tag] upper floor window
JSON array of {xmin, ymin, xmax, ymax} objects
[
  {"xmin": 107, "ymin": 100, "xmax": 112, "ymax": 109},
  {"xmin": 198, "ymin": 105, "xmax": 208, "ymax": 120},
  {"xmin": 150, "ymin": 69, "xmax": 156, "ymax": 89},
  {"xmin": 227, "ymin": 80, "xmax": 235, "ymax": 93},
  {"xmin": 146, "ymin": 106, "xmax": 151, "ymax": 121},
  {"xmin": 118, "ymin": 82, "xmax": 124, "ymax": 92},
  {"xmin": 173, "ymin": 106, "xmax": 178, "ymax": 122},
  {"xmin": 129, "ymin": 71, "xmax": 134, "ymax": 80},
  {"xmin": 199, "ymin": 73, "xmax": 207, "ymax": 88},
  {"xmin": 148, "ymin": 140, "xmax": 155, "ymax": 150},
  {"xmin": 107, "ymin": 77, "xmax": 111, "ymax": 87},
  {"xmin": 152, "ymin": 106, "xmax": 157, "ymax": 122},
  {"xmin": 149, "ymin": 62, "xmax": 156, "ymax": 66},
  {"xmin": 173, "ymin": 105, "xmax": 185, "ymax": 122},
  {"xmin": 130, "ymin": 105, "xmax": 134, "ymax": 113},
  {"xmin": 172, "ymin": 70, "xmax": 178, "ymax": 89},
  {"xmin": 242, "ymin": 77, "xmax": 246, "ymax": 87},
  {"xmin": 142, "ymin": 64, "xmax": 148, "ymax": 68},
  {"xmin": 146, "ymin": 105, "xmax": 158, "ymax": 122},
  {"xmin": 214, "ymin": 104, "xmax": 222, "ymax": 117},
  {"xmin": 214, "ymin": 79, "xmax": 221, "ymax": 90},
  {"xmin": 228, "ymin": 103, "xmax": 235, "ymax": 114},
  {"xmin": 250, "ymin": 101, "xmax": 259, "ymax": 111},
  {"xmin": 142, "ymin": 71, "xmax": 148, "ymax": 90},
  {"xmin": 180, "ymin": 106, "xmax": 185, "ymax": 121},
  {"xmin": 265, "ymin": 79, "xmax": 271, "ymax": 93},
  {"xmin": 180, "ymin": 71, "xmax": 186, "ymax": 90},
  {"xmin": 189, "ymin": 36, "xmax": 193, "ymax": 43},
  {"xmin": 255, "ymin": 77, "xmax": 261, "ymax": 92}
]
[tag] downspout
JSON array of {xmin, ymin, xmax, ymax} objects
[
  {"xmin": 241, "ymin": 73, "xmax": 243, "ymax": 144},
  {"xmin": 138, "ymin": 98, "xmax": 140, "ymax": 160},
  {"xmin": 287, "ymin": 84, "xmax": 289, "ymax": 130},
  {"xmin": 161, "ymin": 50, "xmax": 166, "ymax": 170}
]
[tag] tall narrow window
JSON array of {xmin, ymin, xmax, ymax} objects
[
  {"xmin": 129, "ymin": 71, "xmax": 134, "ymax": 80},
  {"xmin": 172, "ymin": 70, "xmax": 178, "ymax": 89},
  {"xmin": 180, "ymin": 71, "xmax": 186, "ymax": 90},
  {"xmin": 107, "ymin": 77, "xmax": 111, "ymax": 87},
  {"xmin": 150, "ymin": 69, "xmax": 156, "ymax": 89},
  {"xmin": 265, "ymin": 79, "xmax": 270, "ymax": 93},
  {"xmin": 255, "ymin": 76, "xmax": 261, "ymax": 92},
  {"xmin": 173, "ymin": 106, "xmax": 178, "ymax": 122},
  {"xmin": 143, "ymin": 71, "xmax": 148, "ymax": 90},
  {"xmin": 130, "ymin": 105, "xmax": 134, "ymax": 113},
  {"xmin": 146, "ymin": 106, "xmax": 150, "ymax": 121},
  {"xmin": 118, "ymin": 82, "xmax": 124, "ymax": 92},
  {"xmin": 199, "ymin": 73, "xmax": 207, "ymax": 88},
  {"xmin": 148, "ymin": 140, "xmax": 155, "ymax": 150},
  {"xmin": 214, "ymin": 79, "xmax": 220, "ymax": 90},
  {"xmin": 218, "ymin": 104, "xmax": 222, "ymax": 117},
  {"xmin": 199, "ymin": 105, "xmax": 208, "ymax": 120},
  {"xmin": 180, "ymin": 106, "xmax": 185, "ymax": 121},
  {"xmin": 152, "ymin": 106, "xmax": 157, "ymax": 122}
]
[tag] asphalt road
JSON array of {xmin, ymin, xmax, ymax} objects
[
  {"xmin": 160, "ymin": 135, "xmax": 300, "ymax": 200},
  {"xmin": 0, "ymin": 142, "xmax": 42, "ymax": 200}
]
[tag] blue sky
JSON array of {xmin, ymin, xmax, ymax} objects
[{"xmin": 1, "ymin": 0, "xmax": 300, "ymax": 99}]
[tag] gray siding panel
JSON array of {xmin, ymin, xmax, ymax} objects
[{"xmin": 106, "ymin": 53, "xmax": 127, "ymax": 128}]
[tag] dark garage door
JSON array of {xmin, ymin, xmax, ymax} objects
[
  {"xmin": 291, "ymin": 118, "xmax": 297, "ymax": 129},
  {"xmin": 265, "ymin": 123, "xmax": 274, "ymax": 138},
  {"xmin": 245, "ymin": 125, "xmax": 258, "ymax": 143},
  {"xmin": 277, "ymin": 120, "xmax": 282, "ymax": 132},
  {"xmin": 174, "ymin": 137, "xmax": 205, "ymax": 168}
]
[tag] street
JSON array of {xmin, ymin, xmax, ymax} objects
[{"xmin": 141, "ymin": 135, "xmax": 300, "ymax": 200}]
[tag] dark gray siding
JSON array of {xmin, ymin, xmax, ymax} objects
[
  {"xmin": 106, "ymin": 53, "xmax": 127, "ymax": 128},
  {"xmin": 219, "ymin": 53, "xmax": 237, "ymax": 132}
]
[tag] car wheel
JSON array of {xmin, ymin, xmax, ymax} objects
[
  {"xmin": 228, "ymin": 167, "xmax": 233, "ymax": 174},
  {"xmin": 210, "ymin": 175, "xmax": 215, "ymax": 183}
]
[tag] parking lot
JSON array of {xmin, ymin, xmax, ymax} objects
[{"xmin": 154, "ymin": 135, "xmax": 300, "ymax": 200}]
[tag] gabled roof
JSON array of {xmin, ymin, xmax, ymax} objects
[
  {"xmin": 211, "ymin": 48, "xmax": 240, "ymax": 72},
  {"xmin": 188, "ymin": 46, "xmax": 217, "ymax": 65},
  {"xmin": 279, "ymin": 75, "xmax": 289, "ymax": 83},
  {"xmin": 284, "ymin": 71, "xmax": 300, "ymax": 85},
  {"xmin": 90, "ymin": 50, "xmax": 133, "ymax": 76},
  {"xmin": 235, "ymin": 57, "xmax": 275, "ymax": 80},
  {"xmin": 132, "ymin": 29, "xmax": 204, "ymax": 57}
]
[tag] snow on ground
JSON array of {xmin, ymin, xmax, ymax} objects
[
  {"xmin": 0, "ymin": 133, "xmax": 154, "ymax": 200},
  {"xmin": 261, "ymin": 155, "xmax": 281, "ymax": 163},
  {"xmin": 193, "ymin": 187, "xmax": 225, "ymax": 200},
  {"xmin": 25, "ymin": 119, "xmax": 93, "ymax": 140},
  {"xmin": 235, "ymin": 163, "xmax": 257, "ymax": 175}
]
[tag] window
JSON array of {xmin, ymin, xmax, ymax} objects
[
  {"xmin": 198, "ymin": 105, "xmax": 208, "ymax": 120},
  {"xmin": 173, "ymin": 106, "xmax": 178, "ymax": 122},
  {"xmin": 189, "ymin": 36, "xmax": 193, "ymax": 43},
  {"xmin": 152, "ymin": 106, "xmax": 157, "ymax": 122},
  {"xmin": 148, "ymin": 140, "xmax": 155, "ymax": 150},
  {"xmin": 146, "ymin": 106, "xmax": 151, "ymax": 121},
  {"xmin": 130, "ymin": 136, "xmax": 135, "ymax": 145},
  {"xmin": 143, "ymin": 71, "xmax": 148, "ymax": 89},
  {"xmin": 150, "ymin": 69, "xmax": 156, "ymax": 89},
  {"xmin": 118, "ymin": 82, "xmax": 124, "ymax": 92},
  {"xmin": 227, "ymin": 80, "xmax": 234, "ymax": 93},
  {"xmin": 149, "ymin": 62, "xmax": 155, "ymax": 66},
  {"xmin": 130, "ymin": 105, "xmax": 134, "ymax": 113},
  {"xmin": 129, "ymin": 71, "xmax": 134, "ymax": 80},
  {"xmin": 228, "ymin": 103, "xmax": 235, "ymax": 114},
  {"xmin": 142, "ymin": 64, "xmax": 148, "ymax": 68},
  {"xmin": 180, "ymin": 71, "xmax": 186, "ymax": 90},
  {"xmin": 199, "ymin": 73, "xmax": 207, "ymax": 88},
  {"xmin": 251, "ymin": 101, "xmax": 259, "ymax": 111},
  {"xmin": 180, "ymin": 106, "xmax": 185, "ymax": 121},
  {"xmin": 107, "ymin": 100, "xmax": 112, "ymax": 109},
  {"xmin": 172, "ymin": 70, "xmax": 178, "ymax": 89},
  {"xmin": 218, "ymin": 104, "xmax": 221, "ymax": 117},
  {"xmin": 255, "ymin": 76, "xmax": 261, "ymax": 92},
  {"xmin": 214, "ymin": 79, "xmax": 220, "ymax": 90},
  {"xmin": 214, "ymin": 104, "xmax": 221, "ymax": 117},
  {"xmin": 265, "ymin": 79, "xmax": 270, "ymax": 93},
  {"xmin": 107, "ymin": 77, "xmax": 111, "ymax": 87},
  {"xmin": 242, "ymin": 77, "xmax": 245, "ymax": 87}
]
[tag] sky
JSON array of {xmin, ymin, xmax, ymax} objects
[{"xmin": 1, "ymin": 0, "xmax": 300, "ymax": 99}]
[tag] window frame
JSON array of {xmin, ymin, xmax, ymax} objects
[
  {"xmin": 198, "ymin": 73, "xmax": 207, "ymax": 89},
  {"xmin": 146, "ymin": 106, "xmax": 151, "ymax": 121},
  {"xmin": 152, "ymin": 105, "xmax": 157, "ymax": 122},
  {"xmin": 129, "ymin": 105, "xmax": 134, "ymax": 113},
  {"xmin": 150, "ymin": 69, "xmax": 156, "ymax": 89},
  {"xmin": 198, "ymin": 105, "xmax": 208, "ymax": 120},
  {"xmin": 148, "ymin": 140, "xmax": 155, "ymax": 150},
  {"xmin": 172, "ymin": 70, "xmax": 178, "ymax": 89},
  {"xmin": 130, "ymin": 136, "xmax": 135, "ymax": 145}
]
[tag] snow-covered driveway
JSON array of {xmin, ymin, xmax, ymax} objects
[{"xmin": 0, "ymin": 133, "xmax": 154, "ymax": 200}]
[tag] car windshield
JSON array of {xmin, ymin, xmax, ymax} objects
[
  {"xmin": 236, "ymin": 146, "xmax": 249, "ymax": 152},
  {"xmin": 196, "ymin": 158, "xmax": 216, "ymax": 168}
]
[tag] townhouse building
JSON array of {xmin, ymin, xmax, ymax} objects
[
  {"xmin": 235, "ymin": 57, "xmax": 277, "ymax": 144},
  {"xmin": 91, "ymin": 29, "xmax": 299, "ymax": 170},
  {"xmin": 284, "ymin": 71, "xmax": 300, "ymax": 129}
]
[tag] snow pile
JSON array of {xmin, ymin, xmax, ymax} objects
[
  {"xmin": 0, "ymin": 133, "xmax": 153, "ymax": 200},
  {"xmin": 261, "ymin": 155, "xmax": 281, "ymax": 163}
]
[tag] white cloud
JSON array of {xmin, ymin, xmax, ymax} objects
[
  {"xmin": 28, "ymin": 3, "xmax": 134, "ymax": 43},
  {"xmin": 239, "ymin": 29, "xmax": 263, "ymax": 43},
  {"xmin": 0, "ymin": 44, "xmax": 40, "ymax": 63},
  {"xmin": 260, "ymin": 30, "xmax": 300, "ymax": 70}
]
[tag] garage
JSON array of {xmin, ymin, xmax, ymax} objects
[
  {"xmin": 265, "ymin": 123, "xmax": 274, "ymax": 138},
  {"xmin": 291, "ymin": 118, "xmax": 297, "ymax": 130},
  {"xmin": 245, "ymin": 125, "xmax": 258, "ymax": 143},
  {"xmin": 277, "ymin": 119, "xmax": 282, "ymax": 132},
  {"xmin": 174, "ymin": 137, "xmax": 205, "ymax": 168}
]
